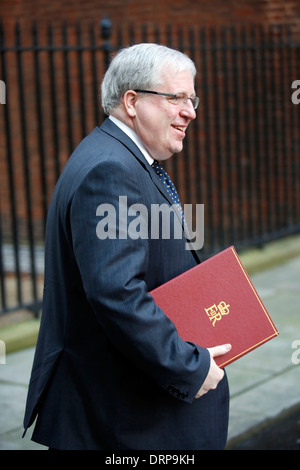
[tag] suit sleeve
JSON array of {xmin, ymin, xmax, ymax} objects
[{"xmin": 70, "ymin": 156, "xmax": 210, "ymax": 404}]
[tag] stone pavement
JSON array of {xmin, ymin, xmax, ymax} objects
[
  {"xmin": 226, "ymin": 253, "xmax": 300, "ymax": 448},
  {"xmin": 0, "ymin": 253, "xmax": 300, "ymax": 450}
]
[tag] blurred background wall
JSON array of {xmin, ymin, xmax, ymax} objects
[{"xmin": 1, "ymin": 0, "xmax": 300, "ymax": 315}]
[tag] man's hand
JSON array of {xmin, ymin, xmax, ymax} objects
[{"xmin": 195, "ymin": 344, "xmax": 231, "ymax": 398}]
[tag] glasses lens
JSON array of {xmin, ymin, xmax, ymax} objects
[
  {"xmin": 192, "ymin": 96, "xmax": 199, "ymax": 110},
  {"xmin": 170, "ymin": 93, "xmax": 199, "ymax": 109}
]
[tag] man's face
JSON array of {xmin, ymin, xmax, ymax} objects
[{"xmin": 131, "ymin": 69, "xmax": 197, "ymax": 161}]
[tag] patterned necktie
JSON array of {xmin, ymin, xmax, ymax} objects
[{"xmin": 151, "ymin": 160, "xmax": 184, "ymax": 222}]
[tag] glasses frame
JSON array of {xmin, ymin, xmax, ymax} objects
[{"xmin": 134, "ymin": 89, "xmax": 199, "ymax": 110}]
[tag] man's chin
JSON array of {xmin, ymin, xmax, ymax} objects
[{"xmin": 172, "ymin": 144, "xmax": 183, "ymax": 155}]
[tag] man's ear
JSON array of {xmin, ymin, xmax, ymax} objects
[{"xmin": 123, "ymin": 90, "xmax": 138, "ymax": 118}]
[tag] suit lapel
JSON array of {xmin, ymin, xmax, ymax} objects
[
  {"xmin": 99, "ymin": 119, "xmax": 201, "ymax": 263},
  {"xmin": 100, "ymin": 118, "xmax": 175, "ymax": 207}
]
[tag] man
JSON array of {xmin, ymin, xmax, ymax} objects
[{"xmin": 23, "ymin": 43, "xmax": 231, "ymax": 450}]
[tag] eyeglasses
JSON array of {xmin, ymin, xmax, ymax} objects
[{"xmin": 134, "ymin": 90, "xmax": 199, "ymax": 110}]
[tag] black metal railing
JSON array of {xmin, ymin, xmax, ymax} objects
[{"xmin": 0, "ymin": 18, "xmax": 300, "ymax": 315}]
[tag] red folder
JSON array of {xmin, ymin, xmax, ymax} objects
[{"xmin": 150, "ymin": 246, "xmax": 279, "ymax": 368}]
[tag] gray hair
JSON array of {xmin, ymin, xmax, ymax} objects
[{"xmin": 100, "ymin": 43, "xmax": 196, "ymax": 115}]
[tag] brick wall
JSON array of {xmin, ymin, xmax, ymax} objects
[{"xmin": 1, "ymin": 0, "xmax": 300, "ymax": 28}]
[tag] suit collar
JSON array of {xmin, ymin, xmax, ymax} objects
[
  {"xmin": 108, "ymin": 115, "xmax": 154, "ymax": 166},
  {"xmin": 100, "ymin": 118, "xmax": 149, "ymax": 168},
  {"xmin": 99, "ymin": 118, "xmax": 175, "ymax": 206},
  {"xmin": 98, "ymin": 118, "xmax": 201, "ymax": 262}
]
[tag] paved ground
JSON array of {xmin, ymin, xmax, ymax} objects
[
  {"xmin": 232, "ymin": 405, "xmax": 300, "ymax": 450},
  {"xmin": 226, "ymin": 254, "xmax": 300, "ymax": 449},
  {"xmin": 0, "ymin": 249, "xmax": 300, "ymax": 450}
]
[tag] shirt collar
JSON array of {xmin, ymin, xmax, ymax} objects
[{"xmin": 109, "ymin": 115, "xmax": 154, "ymax": 165}]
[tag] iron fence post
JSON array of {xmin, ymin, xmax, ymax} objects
[{"xmin": 100, "ymin": 15, "xmax": 112, "ymax": 70}]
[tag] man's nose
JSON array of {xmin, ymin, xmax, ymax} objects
[{"xmin": 180, "ymin": 100, "xmax": 196, "ymax": 120}]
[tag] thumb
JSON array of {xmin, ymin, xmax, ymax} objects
[{"xmin": 208, "ymin": 344, "xmax": 231, "ymax": 358}]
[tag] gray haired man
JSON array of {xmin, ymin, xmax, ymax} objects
[{"xmin": 23, "ymin": 43, "xmax": 230, "ymax": 450}]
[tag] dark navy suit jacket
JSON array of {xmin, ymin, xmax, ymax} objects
[{"xmin": 23, "ymin": 118, "xmax": 229, "ymax": 450}]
